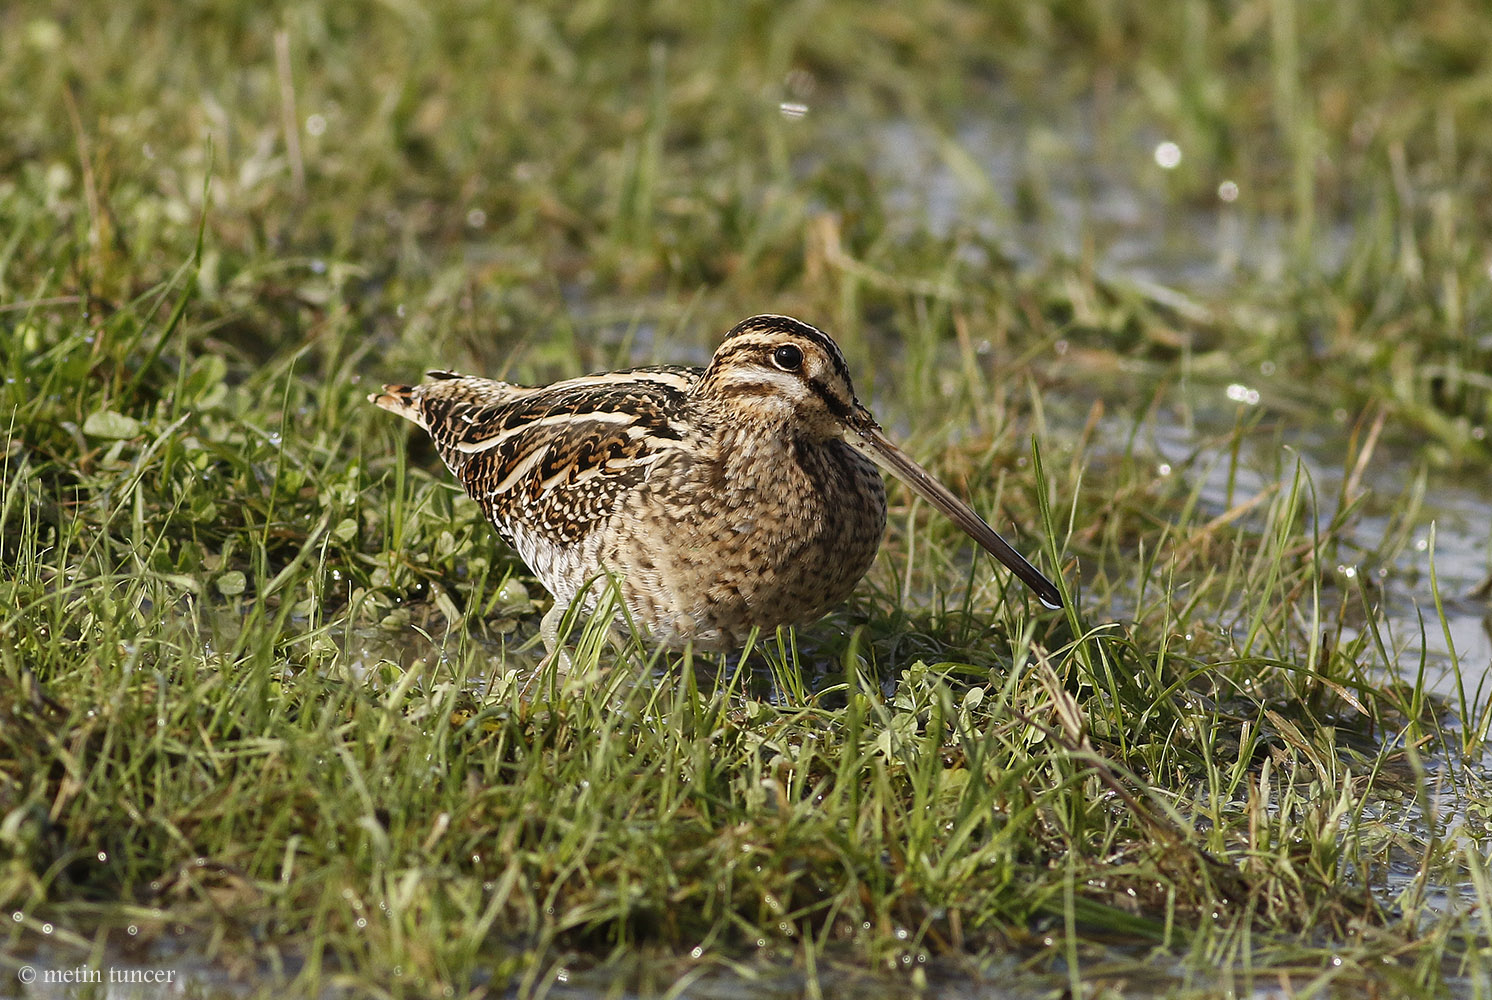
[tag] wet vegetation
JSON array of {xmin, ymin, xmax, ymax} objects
[{"xmin": 2, "ymin": 1, "xmax": 1491, "ymax": 996}]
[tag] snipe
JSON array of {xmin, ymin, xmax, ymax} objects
[{"xmin": 370, "ymin": 314, "xmax": 1063, "ymax": 649}]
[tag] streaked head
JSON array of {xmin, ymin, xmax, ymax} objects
[{"xmin": 696, "ymin": 314, "xmax": 870, "ymax": 436}]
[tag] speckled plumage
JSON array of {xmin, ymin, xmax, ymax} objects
[{"xmin": 371, "ymin": 315, "xmax": 1062, "ymax": 649}]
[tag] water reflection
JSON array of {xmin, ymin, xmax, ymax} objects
[
  {"xmin": 865, "ymin": 111, "xmax": 1356, "ymax": 292},
  {"xmin": 1126, "ymin": 381, "xmax": 1491, "ymax": 699}
]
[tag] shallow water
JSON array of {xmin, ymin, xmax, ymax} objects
[
  {"xmin": 867, "ymin": 105, "xmax": 1356, "ymax": 294},
  {"xmin": 1136, "ymin": 383, "xmax": 1492, "ymax": 700},
  {"xmin": 867, "ymin": 105, "xmax": 1490, "ymax": 701}
]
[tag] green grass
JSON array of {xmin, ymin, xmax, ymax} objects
[{"xmin": 3, "ymin": 1, "xmax": 1492, "ymax": 997}]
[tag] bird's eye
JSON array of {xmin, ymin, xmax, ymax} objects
[{"xmin": 771, "ymin": 344, "xmax": 803, "ymax": 372}]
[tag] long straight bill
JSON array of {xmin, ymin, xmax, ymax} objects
[{"xmin": 850, "ymin": 426, "xmax": 1064, "ymax": 610}]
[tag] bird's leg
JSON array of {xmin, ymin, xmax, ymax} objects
[
  {"xmin": 544, "ymin": 601, "xmax": 580, "ymax": 663},
  {"xmin": 524, "ymin": 598, "xmax": 634, "ymax": 701},
  {"xmin": 526, "ymin": 600, "xmax": 576, "ymax": 692}
]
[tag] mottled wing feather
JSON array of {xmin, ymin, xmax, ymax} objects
[{"xmin": 408, "ymin": 367, "xmax": 702, "ymax": 546}]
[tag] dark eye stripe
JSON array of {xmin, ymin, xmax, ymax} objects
[{"xmin": 806, "ymin": 377, "xmax": 853, "ymax": 419}]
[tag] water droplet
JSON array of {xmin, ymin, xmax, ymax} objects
[
  {"xmin": 1154, "ymin": 141, "xmax": 1182, "ymax": 169},
  {"xmin": 778, "ymin": 101, "xmax": 808, "ymax": 119},
  {"xmin": 466, "ymin": 208, "xmax": 487, "ymax": 228},
  {"xmin": 1218, "ymin": 179, "xmax": 1239, "ymax": 202},
  {"xmin": 305, "ymin": 113, "xmax": 327, "ymax": 136},
  {"xmin": 1225, "ymin": 383, "xmax": 1260, "ymax": 406}
]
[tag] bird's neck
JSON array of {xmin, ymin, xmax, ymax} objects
[{"xmin": 686, "ymin": 396, "xmax": 844, "ymax": 490}]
